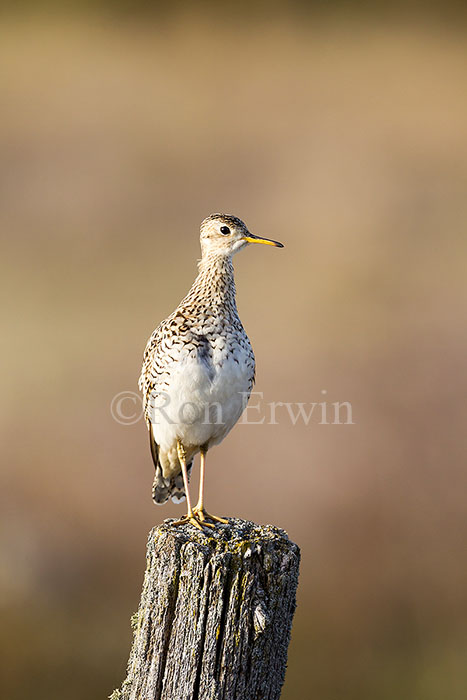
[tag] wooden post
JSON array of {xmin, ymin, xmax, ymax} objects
[{"xmin": 110, "ymin": 517, "xmax": 300, "ymax": 700}]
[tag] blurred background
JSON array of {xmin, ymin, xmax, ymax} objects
[{"xmin": 1, "ymin": 2, "xmax": 466, "ymax": 699}]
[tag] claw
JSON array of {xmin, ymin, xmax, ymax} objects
[
  {"xmin": 193, "ymin": 507, "xmax": 228, "ymax": 525},
  {"xmin": 206, "ymin": 513, "xmax": 229, "ymax": 524},
  {"xmin": 199, "ymin": 519, "xmax": 216, "ymax": 529},
  {"xmin": 171, "ymin": 512, "xmax": 209, "ymax": 532}
]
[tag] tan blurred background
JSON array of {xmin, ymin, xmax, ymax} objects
[{"xmin": 1, "ymin": 3, "xmax": 467, "ymax": 699}]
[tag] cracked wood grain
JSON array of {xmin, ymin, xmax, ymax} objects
[{"xmin": 111, "ymin": 517, "xmax": 300, "ymax": 700}]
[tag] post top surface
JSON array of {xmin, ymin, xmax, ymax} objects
[{"xmin": 148, "ymin": 516, "xmax": 299, "ymax": 557}]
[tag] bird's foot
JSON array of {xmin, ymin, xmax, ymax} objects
[
  {"xmin": 193, "ymin": 506, "xmax": 229, "ymax": 525},
  {"xmin": 171, "ymin": 511, "xmax": 212, "ymax": 531}
]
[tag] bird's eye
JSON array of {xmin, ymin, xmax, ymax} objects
[{"xmin": 220, "ymin": 226, "xmax": 231, "ymax": 235}]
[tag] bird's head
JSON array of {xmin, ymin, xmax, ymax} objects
[{"xmin": 199, "ymin": 213, "xmax": 283, "ymax": 259}]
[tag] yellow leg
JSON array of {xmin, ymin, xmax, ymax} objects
[
  {"xmin": 193, "ymin": 447, "xmax": 228, "ymax": 525},
  {"xmin": 195, "ymin": 445, "xmax": 207, "ymax": 512},
  {"xmin": 171, "ymin": 441, "xmax": 205, "ymax": 531}
]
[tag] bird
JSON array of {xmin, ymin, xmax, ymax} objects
[{"xmin": 139, "ymin": 213, "xmax": 283, "ymax": 530}]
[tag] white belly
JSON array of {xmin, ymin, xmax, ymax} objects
[{"xmin": 151, "ymin": 350, "xmax": 252, "ymax": 456}]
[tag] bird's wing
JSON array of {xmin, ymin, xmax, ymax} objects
[
  {"xmin": 139, "ymin": 316, "xmax": 195, "ymax": 425},
  {"xmin": 139, "ymin": 320, "xmax": 172, "ymax": 426}
]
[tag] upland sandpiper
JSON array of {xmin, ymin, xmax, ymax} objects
[{"xmin": 139, "ymin": 214, "xmax": 283, "ymax": 530}]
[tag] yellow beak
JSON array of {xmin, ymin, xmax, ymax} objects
[{"xmin": 243, "ymin": 234, "xmax": 284, "ymax": 248}]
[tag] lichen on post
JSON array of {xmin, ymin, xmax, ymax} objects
[{"xmin": 111, "ymin": 517, "xmax": 300, "ymax": 700}]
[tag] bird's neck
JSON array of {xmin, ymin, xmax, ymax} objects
[{"xmin": 191, "ymin": 254, "xmax": 237, "ymax": 315}]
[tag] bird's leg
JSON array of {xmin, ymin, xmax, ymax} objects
[
  {"xmin": 171, "ymin": 441, "xmax": 204, "ymax": 531},
  {"xmin": 191, "ymin": 445, "xmax": 215, "ymax": 529},
  {"xmin": 193, "ymin": 446, "xmax": 228, "ymax": 525},
  {"xmin": 194, "ymin": 445, "xmax": 207, "ymax": 513}
]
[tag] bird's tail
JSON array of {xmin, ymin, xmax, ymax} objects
[{"xmin": 149, "ymin": 427, "xmax": 192, "ymax": 505}]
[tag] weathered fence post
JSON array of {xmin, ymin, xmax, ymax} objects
[{"xmin": 110, "ymin": 517, "xmax": 300, "ymax": 700}]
